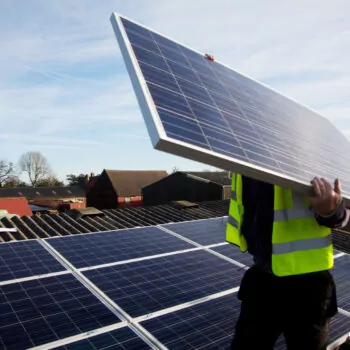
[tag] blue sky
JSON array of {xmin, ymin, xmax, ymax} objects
[{"xmin": 1, "ymin": 0, "xmax": 349, "ymax": 183}]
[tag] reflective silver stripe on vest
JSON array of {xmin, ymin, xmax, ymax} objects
[
  {"xmin": 228, "ymin": 215, "xmax": 239, "ymax": 229},
  {"xmin": 274, "ymin": 191, "xmax": 315, "ymax": 222},
  {"xmin": 272, "ymin": 234, "xmax": 332, "ymax": 255},
  {"xmin": 231, "ymin": 190, "xmax": 237, "ymax": 201}
]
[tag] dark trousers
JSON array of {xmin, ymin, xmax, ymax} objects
[{"xmin": 231, "ymin": 265, "xmax": 337, "ymax": 350}]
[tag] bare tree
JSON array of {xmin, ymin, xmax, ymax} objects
[
  {"xmin": 18, "ymin": 152, "xmax": 51, "ymax": 187},
  {"xmin": 0, "ymin": 160, "xmax": 14, "ymax": 187}
]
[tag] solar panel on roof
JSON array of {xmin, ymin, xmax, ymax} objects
[
  {"xmin": 83, "ymin": 250, "xmax": 244, "ymax": 318},
  {"xmin": 162, "ymin": 217, "xmax": 226, "ymax": 245},
  {"xmin": 0, "ymin": 274, "xmax": 121, "ymax": 349},
  {"xmin": 0, "ymin": 240, "xmax": 65, "ymax": 283},
  {"xmin": 46, "ymin": 226, "xmax": 194, "ymax": 268},
  {"xmin": 110, "ymin": 13, "xmax": 350, "ymax": 200}
]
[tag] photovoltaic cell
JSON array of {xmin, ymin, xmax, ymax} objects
[
  {"xmin": 332, "ymin": 254, "xmax": 350, "ymax": 312},
  {"xmin": 211, "ymin": 244, "xmax": 254, "ymax": 266},
  {"xmin": 0, "ymin": 240, "xmax": 65, "ymax": 283},
  {"xmin": 54, "ymin": 327, "xmax": 150, "ymax": 350},
  {"xmin": 46, "ymin": 227, "xmax": 194, "ymax": 268},
  {"xmin": 83, "ymin": 250, "xmax": 244, "ymax": 317},
  {"xmin": 163, "ymin": 218, "xmax": 227, "ymax": 245},
  {"xmin": 111, "ymin": 14, "xmax": 350, "ymax": 199},
  {"xmin": 0, "ymin": 275, "xmax": 120, "ymax": 349}
]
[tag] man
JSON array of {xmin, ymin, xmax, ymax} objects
[{"xmin": 227, "ymin": 175, "xmax": 350, "ymax": 350}]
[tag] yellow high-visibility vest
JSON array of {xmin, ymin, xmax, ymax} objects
[{"xmin": 226, "ymin": 173, "xmax": 333, "ymax": 277}]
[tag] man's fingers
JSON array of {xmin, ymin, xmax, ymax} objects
[
  {"xmin": 311, "ymin": 177, "xmax": 322, "ymax": 197},
  {"xmin": 334, "ymin": 179, "xmax": 341, "ymax": 195},
  {"xmin": 321, "ymin": 178, "xmax": 332, "ymax": 195}
]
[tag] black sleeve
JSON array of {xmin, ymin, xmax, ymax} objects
[
  {"xmin": 315, "ymin": 200, "xmax": 350, "ymax": 229},
  {"xmin": 241, "ymin": 176, "xmax": 275, "ymax": 261},
  {"xmin": 241, "ymin": 176, "xmax": 261, "ymax": 219},
  {"xmin": 241, "ymin": 176, "xmax": 273, "ymax": 216}
]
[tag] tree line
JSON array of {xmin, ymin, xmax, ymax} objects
[{"xmin": 0, "ymin": 151, "xmax": 89, "ymax": 188}]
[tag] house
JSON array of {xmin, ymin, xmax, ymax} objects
[
  {"xmin": 0, "ymin": 197, "xmax": 32, "ymax": 217},
  {"xmin": 142, "ymin": 171, "xmax": 232, "ymax": 206},
  {"xmin": 0, "ymin": 186, "xmax": 86, "ymax": 211},
  {"xmin": 86, "ymin": 169, "xmax": 168, "ymax": 209}
]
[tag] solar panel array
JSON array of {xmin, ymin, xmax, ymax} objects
[
  {"xmin": 0, "ymin": 218, "xmax": 349, "ymax": 349},
  {"xmin": 110, "ymin": 13, "xmax": 350, "ymax": 201}
]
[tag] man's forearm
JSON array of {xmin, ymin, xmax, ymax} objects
[{"xmin": 315, "ymin": 200, "xmax": 350, "ymax": 230}]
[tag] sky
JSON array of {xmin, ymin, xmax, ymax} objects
[{"xmin": 0, "ymin": 0, "xmax": 349, "ymax": 183}]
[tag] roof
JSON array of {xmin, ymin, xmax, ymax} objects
[
  {"xmin": 104, "ymin": 169, "xmax": 168, "ymax": 196},
  {"xmin": 1, "ymin": 197, "xmax": 349, "ymax": 255},
  {"xmin": 0, "ymin": 197, "xmax": 32, "ymax": 216},
  {"xmin": 0, "ymin": 186, "xmax": 86, "ymax": 200},
  {"xmin": 0, "ymin": 199, "xmax": 229, "ymax": 241},
  {"xmin": 185, "ymin": 171, "xmax": 232, "ymax": 186}
]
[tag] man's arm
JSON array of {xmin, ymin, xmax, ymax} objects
[{"xmin": 307, "ymin": 177, "xmax": 350, "ymax": 231}]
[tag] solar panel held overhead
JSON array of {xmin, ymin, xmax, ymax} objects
[{"xmin": 110, "ymin": 13, "xmax": 350, "ymax": 201}]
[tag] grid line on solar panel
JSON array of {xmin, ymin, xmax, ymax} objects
[
  {"xmin": 0, "ymin": 274, "xmax": 121, "ymax": 349},
  {"xmin": 133, "ymin": 288, "xmax": 238, "ymax": 324},
  {"xmin": 52, "ymin": 326, "xmax": 151, "ymax": 350},
  {"xmin": 77, "ymin": 247, "xmax": 203, "ymax": 272},
  {"xmin": 45, "ymin": 226, "xmax": 194, "ymax": 269},
  {"xmin": 83, "ymin": 250, "xmax": 245, "ymax": 318},
  {"xmin": 37, "ymin": 322, "xmax": 150, "ymax": 350},
  {"xmin": 0, "ymin": 240, "xmax": 66, "ymax": 283},
  {"xmin": 112, "ymin": 15, "xmax": 350, "ymax": 198},
  {"xmin": 209, "ymin": 244, "xmax": 254, "ymax": 267}
]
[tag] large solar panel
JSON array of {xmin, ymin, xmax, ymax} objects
[
  {"xmin": 0, "ymin": 274, "xmax": 121, "ymax": 349},
  {"xmin": 0, "ymin": 240, "xmax": 65, "ymax": 283},
  {"xmin": 53, "ymin": 327, "xmax": 150, "ymax": 350},
  {"xmin": 110, "ymin": 14, "xmax": 350, "ymax": 200},
  {"xmin": 46, "ymin": 226, "xmax": 194, "ymax": 268},
  {"xmin": 162, "ymin": 217, "xmax": 226, "ymax": 245},
  {"xmin": 83, "ymin": 250, "xmax": 244, "ymax": 318}
]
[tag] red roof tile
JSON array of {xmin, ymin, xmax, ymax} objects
[{"xmin": 0, "ymin": 197, "xmax": 32, "ymax": 216}]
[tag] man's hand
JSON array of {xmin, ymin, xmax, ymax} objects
[{"xmin": 306, "ymin": 177, "xmax": 342, "ymax": 216}]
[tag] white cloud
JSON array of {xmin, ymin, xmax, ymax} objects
[{"xmin": 0, "ymin": 0, "xmax": 349, "ymax": 175}]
